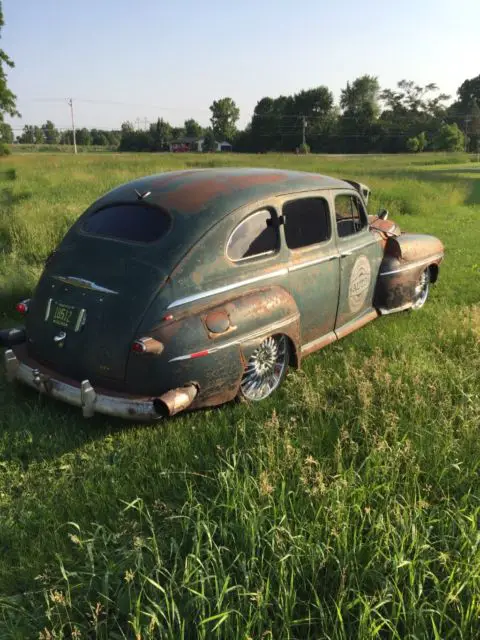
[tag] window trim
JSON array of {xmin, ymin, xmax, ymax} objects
[
  {"xmin": 333, "ymin": 191, "xmax": 369, "ymax": 240},
  {"xmin": 79, "ymin": 201, "xmax": 173, "ymax": 246},
  {"xmin": 282, "ymin": 195, "xmax": 332, "ymax": 252},
  {"xmin": 226, "ymin": 208, "xmax": 280, "ymax": 264}
]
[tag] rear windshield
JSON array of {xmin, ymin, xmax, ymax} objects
[{"xmin": 82, "ymin": 204, "xmax": 171, "ymax": 243}]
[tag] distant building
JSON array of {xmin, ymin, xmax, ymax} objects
[{"xmin": 169, "ymin": 137, "xmax": 233, "ymax": 152}]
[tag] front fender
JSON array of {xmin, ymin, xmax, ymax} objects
[{"xmin": 374, "ymin": 233, "xmax": 444, "ymax": 311}]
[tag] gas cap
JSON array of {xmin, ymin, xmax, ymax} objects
[{"xmin": 205, "ymin": 310, "xmax": 230, "ymax": 334}]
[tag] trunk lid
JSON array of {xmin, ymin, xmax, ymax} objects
[{"xmin": 27, "ymin": 235, "xmax": 169, "ymax": 384}]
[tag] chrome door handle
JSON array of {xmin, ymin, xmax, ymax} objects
[
  {"xmin": 340, "ymin": 251, "xmax": 353, "ymax": 257},
  {"xmin": 54, "ymin": 331, "xmax": 67, "ymax": 343}
]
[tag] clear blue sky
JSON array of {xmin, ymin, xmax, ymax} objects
[{"xmin": 3, "ymin": 0, "xmax": 479, "ymax": 133}]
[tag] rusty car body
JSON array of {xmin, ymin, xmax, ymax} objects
[{"xmin": 2, "ymin": 168, "xmax": 444, "ymax": 420}]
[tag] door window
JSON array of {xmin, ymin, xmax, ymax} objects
[
  {"xmin": 283, "ymin": 197, "xmax": 331, "ymax": 249},
  {"xmin": 335, "ymin": 194, "xmax": 367, "ymax": 238},
  {"xmin": 227, "ymin": 209, "xmax": 279, "ymax": 261}
]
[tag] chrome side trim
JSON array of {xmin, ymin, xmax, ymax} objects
[
  {"xmin": 169, "ymin": 313, "xmax": 300, "ymax": 362},
  {"xmin": 289, "ymin": 254, "xmax": 337, "ymax": 272},
  {"xmin": 167, "ymin": 268, "xmax": 289, "ymax": 309},
  {"xmin": 167, "ymin": 238, "xmax": 377, "ymax": 311},
  {"xmin": 53, "ymin": 276, "xmax": 119, "ymax": 295},
  {"xmin": 380, "ymin": 253, "xmax": 444, "ymax": 277}
]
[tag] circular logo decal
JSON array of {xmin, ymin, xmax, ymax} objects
[{"xmin": 348, "ymin": 255, "xmax": 371, "ymax": 313}]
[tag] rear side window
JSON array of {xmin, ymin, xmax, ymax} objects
[
  {"xmin": 227, "ymin": 209, "xmax": 279, "ymax": 261},
  {"xmin": 83, "ymin": 204, "xmax": 171, "ymax": 243},
  {"xmin": 283, "ymin": 197, "xmax": 331, "ymax": 249},
  {"xmin": 335, "ymin": 194, "xmax": 367, "ymax": 238}
]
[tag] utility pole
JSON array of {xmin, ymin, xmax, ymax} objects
[{"xmin": 68, "ymin": 98, "xmax": 77, "ymax": 154}]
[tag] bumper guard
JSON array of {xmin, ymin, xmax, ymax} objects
[{"xmin": 4, "ymin": 349, "xmax": 163, "ymax": 420}]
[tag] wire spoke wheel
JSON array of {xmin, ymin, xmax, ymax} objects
[
  {"xmin": 240, "ymin": 335, "xmax": 289, "ymax": 402},
  {"xmin": 411, "ymin": 268, "xmax": 430, "ymax": 310}
]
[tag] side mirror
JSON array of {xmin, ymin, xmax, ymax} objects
[{"xmin": 378, "ymin": 208, "xmax": 389, "ymax": 220}]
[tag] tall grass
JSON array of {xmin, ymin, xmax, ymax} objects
[{"xmin": 0, "ymin": 152, "xmax": 479, "ymax": 638}]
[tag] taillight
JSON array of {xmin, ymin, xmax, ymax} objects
[
  {"xmin": 16, "ymin": 299, "xmax": 30, "ymax": 315},
  {"xmin": 131, "ymin": 337, "xmax": 164, "ymax": 355}
]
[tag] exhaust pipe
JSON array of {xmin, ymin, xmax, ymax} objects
[{"xmin": 153, "ymin": 384, "xmax": 198, "ymax": 417}]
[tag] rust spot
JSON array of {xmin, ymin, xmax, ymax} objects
[
  {"xmin": 150, "ymin": 170, "xmax": 202, "ymax": 189},
  {"xmin": 160, "ymin": 173, "xmax": 286, "ymax": 212}
]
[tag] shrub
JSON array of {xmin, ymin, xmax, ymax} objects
[
  {"xmin": 406, "ymin": 137, "xmax": 420, "ymax": 153},
  {"xmin": 0, "ymin": 142, "xmax": 11, "ymax": 156},
  {"xmin": 433, "ymin": 123, "xmax": 465, "ymax": 152}
]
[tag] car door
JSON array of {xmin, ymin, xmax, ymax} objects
[
  {"xmin": 332, "ymin": 190, "xmax": 383, "ymax": 331},
  {"xmin": 283, "ymin": 194, "xmax": 340, "ymax": 349}
]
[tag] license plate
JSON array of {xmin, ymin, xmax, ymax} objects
[{"xmin": 46, "ymin": 299, "xmax": 86, "ymax": 332}]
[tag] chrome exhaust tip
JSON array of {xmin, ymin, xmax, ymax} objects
[{"xmin": 153, "ymin": 384, "xmax": 198, "ymax": 417}]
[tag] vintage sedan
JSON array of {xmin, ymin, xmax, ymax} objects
[{"xmin": 2, "ymin": 168, "xmax": 444, "ymax": 420}]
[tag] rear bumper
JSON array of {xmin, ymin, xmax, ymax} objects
[{"xmin": 4, "ymin": 348, "xmax": 161, "ymax": 420}]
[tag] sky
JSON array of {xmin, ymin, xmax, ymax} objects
[{"xmin": 2, "ymin": 0, "xmax": 479, "ymax": 135}]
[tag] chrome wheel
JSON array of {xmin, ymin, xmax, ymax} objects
[
  {"xmin": 411, "ymin": 269, "xmax": 430, "ymax": 310},
  {"xmin": 239, "ymin": 335, "xmax": 289, "ymax": 401}
]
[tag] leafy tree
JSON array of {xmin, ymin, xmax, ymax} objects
[
  {"xmin": 184, "ymin": 118, "xmax": 203, "ymax": 138},
  {"xmin": 378, "ymin": 81, "xmax": 447, "ymax": 152},
  {"xmin": 465, "ymin": 100, "xmax": 480, "ymax": 152},
  {"xmin": 149, "ymin": 118, "xmax": 172, "ymax": 151},
  {"xmin": 75, "ymin": 128, "xmax": 91, "ymax": 146},
  {"xmin": 0, "ymin": 120, "xmax": 13, "ymax": 142},
  {"xmin": 0, "ymin": 2, "xmax": 19, "ymax": 124},
  {"xmin": 60, "ymin": 129, "xmax": 73, "ymax": 145},
  {"xmin": 18, "ymin": 124, "xmax": 44, "ymax": 144},
  {"xmin": 90, "ymin": 129, "xmax": 109, "ymax": 145},
  {"xmin": 107, "ymin": 130, "xmax": 121, "ymax": 147},
  {"xmin": 453, "ymin": 75, "xmax": 480, "ymax": 113},
  {"xmin": 41, "ymin": 120, "xmax": 59, "ymax": 144},
  {"xmin": 381, "ymin": 80, "xmax": 449, "ymax": 117},
  {"xmin": 433, "ymin": 123, "xmax": 464, "ymax": 151},
  {"xmin": 201, "ymin": 128, "xmax": 217, "ymax": 152},
  {"xmin": 209, "ymin": 97, "xmax": 239, "ymax": 142},
  {"xmin": 33, "ymin": 126, "xmax": 44, "ymax": 144},
  {"xmin": 339, "ymin": 75, "xmax": 380, "ymax": 152},
  {"xmin": 171, "ymin": 126, "xmax": 185, "ymax": 140},
  {"xmin": 340, "ymin": 75, "xmax": 380, "ymax": 122},
  {"xmin": 18, "ymin": 125, "xmax": 35, "ymax": 143}
]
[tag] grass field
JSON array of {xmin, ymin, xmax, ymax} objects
[{"xmin": 0, "ymin": 152, "xmax": 479, "ymax": 639}]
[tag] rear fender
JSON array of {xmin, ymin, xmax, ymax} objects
[{"xmin": 127, "ymin": 285, "xmax": 301, "ymax": 402}]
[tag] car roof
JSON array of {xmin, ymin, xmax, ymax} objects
[{"xmin": 100, "ymin": 168, "xmax": 352, "ymax": 222}]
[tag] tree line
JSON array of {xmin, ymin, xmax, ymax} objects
[{"xmin": 7, "ymin": 75, "xmax": 479, "ymax": 155}]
